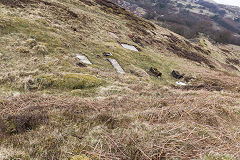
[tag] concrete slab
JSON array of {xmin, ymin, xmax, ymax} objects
[
  {"xmin": 75, "ymin": 53, "xmax": 92, "ymax": 65},
  {"xmin": 121, "ymin": 44, "xmax": 138, "ymax": 52},
  {"xmin": 107, "ymin": 58, "xmax": 125, "ymax": 74}
]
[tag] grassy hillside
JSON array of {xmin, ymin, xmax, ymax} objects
[
  {"xmin": 111, "ymin": 0, "xmax": 240, "ymax": 45},
  {"xmin": 1, "ymin": 0, "xmax": 240, "ymax": 159}
]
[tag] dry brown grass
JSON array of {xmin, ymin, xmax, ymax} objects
[{"xmin": 1, "ymin": 86, "xmax": 240, "ymax": 159}]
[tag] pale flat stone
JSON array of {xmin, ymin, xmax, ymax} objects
[
  {"xmin": 121, "ymin": 44, "xmax": 138, "ymax": 52},
  {"xmin": 107, "ymin": 58, "xmax": 125, "ymax": 74},
  {"xmin": 176, "ymin": 81, "xmax": 187, "ymax": 86},
  {"xmin": 109, "ymin": 32, "xmax": 119, "ymax": 39},
  {"xmin": 75, "ymin": 53, "xmax": 92, "ymax": 65}
]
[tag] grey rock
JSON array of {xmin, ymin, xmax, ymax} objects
[
  {"xmin": 107, "ymin": 58, "xmax": 125, "ymax": 74},
  {"xmin": 75, "ymin": 53, "xmax": 92, "ymax": 65}
]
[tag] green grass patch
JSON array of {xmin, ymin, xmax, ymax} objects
[{"xmin": 37, "ymin": 74, "xmax": 104, "ymax": 90}]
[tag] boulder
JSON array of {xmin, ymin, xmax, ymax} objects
[
  {"xmin": 103, "ymin": 52, "xmax": 113, "ymax": 57},
  {"xmin": 172, "ymin": 70, "xmax": 184, "ymax": 79},
  {"xmin": 149, "ymin": 67, "xmax": 162, "ymax": 78},
  {"xmin": 76, "ymin": 62, "xmax": 86, "ymax": 67}
]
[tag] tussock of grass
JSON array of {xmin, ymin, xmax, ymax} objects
[
  {"xmin": 71, "ymin": 155, "xmax": 91, "ymax": 160},
  {"xmin": 37, "ymin": 74, "xmax": 104, "ymax": 90}
]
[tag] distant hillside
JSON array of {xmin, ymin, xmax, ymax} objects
[{"xmin": 111, "ymin": 0, "xmax": 240, "ymax": 45}]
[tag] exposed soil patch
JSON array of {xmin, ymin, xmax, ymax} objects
[
  {"xmin": 128, "ymin": 34, "xmax": 144, "ymax": 46},
  {"xmin": 226, "ymin": 58, "xmax": 240, "ymax": 65},
  {"xmin": 164, "ymin": 34, "xmax": 182, "ymax": 43},
  {"xmin": 220, "ymin": 48, "xmax": 232, "ymax": 57},
  {"xmin": 174, "ymin": 76, "xmax": 240, "ymax": 92},
  {"xmin": 95, "ymin": 0, "xmax": 155, "ymax": 34},
  {"xmin": 220, "ymin": 62, "xmax": 239, "ymax": 71},
  {"xmin": 220, "ymin": 48, "xmax": 231, "ymax": 54},
  {"xmin": 0, "ymin": 112, "xmax": 48, "ymax": 135},
  {"xmin": 228, "ymin": 64, "xmax": 239, "ymax": 71},
  {"xmin": 194, "ymin": 46, "xmax": 211, "ymax": 55},
  {"xmin": 167, "ymin": 44, "xmax": 214, "ymax": 68},
  {"xmin": 128, "ymin": 34, "xmax": 163, "ymax": 48},
  {"xmin": 126, "ymin": 23, "xmax": 151, "ymax": 36},
  {"xmin": 177, "ymin": 83, "xmax": 223, "ymax": 92},
  {"xmin": 79, "ymin": 0, "xmax": 95, "ymax": 6}
]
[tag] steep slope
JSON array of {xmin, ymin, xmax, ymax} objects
[
  {"xmin": 111, "ymin": 0, "xmax": 240, "ymax": 45},
  {"xmin": 1, "ymin": 0, "xmax": 240, "ymax": 159}
]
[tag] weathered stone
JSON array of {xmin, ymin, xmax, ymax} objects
[
  {"xmin": 75, "ymin": 53, "xmax": 92, "ymax": 65},
  {"xmin": 107, "ymin": 58, "xmax": 125, "ymax": 74},
  {"xmin": 121, "ymin": 44, "xmax": 138, "ymax": 52},
  {"xmin": 76, "ymin": 62, "xmax": 87, "ymax": 67},
  {"xmin": 176, "ymin": 81, "xmax": 187, "ymax": 86},
  {"xmin": 172, "ymin": 70, "xmax": 184, "ymax": 79},
  {"xmin": 149, "ymin": 67, "xmax": 162, "ymax": 78},
  {"xmin": 103, "ymin": 52, "xmax": 113, "ymax": 57}
]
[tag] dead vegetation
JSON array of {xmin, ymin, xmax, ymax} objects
[
  {"xmin": 167, "ymin": 43, "xmax": 214, "ymax": 68},
  {"xmin": 1, "ymin": 88, "xmax": 240, "ymax": 159},
  {"xmin": 95, "ymin": 0, "xmax": 155, "ymax": 29},
  {"xmin": 164, "ymin": 34, "xmax": 215, "ymax": 68},
  {"xmin": 226, "ymin": 58, "xmax": 240, "ymax": 65},
  {"xmin": 175, "ymin": 69, "xmax": 240, "ymax": 92},
  {"xmin": 79, "ymin": 0, "xmax": 95, "ymax": 6},
  {"xmin": 194, "ymin": 45, "xmax": 211, "ymax": 55}
]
